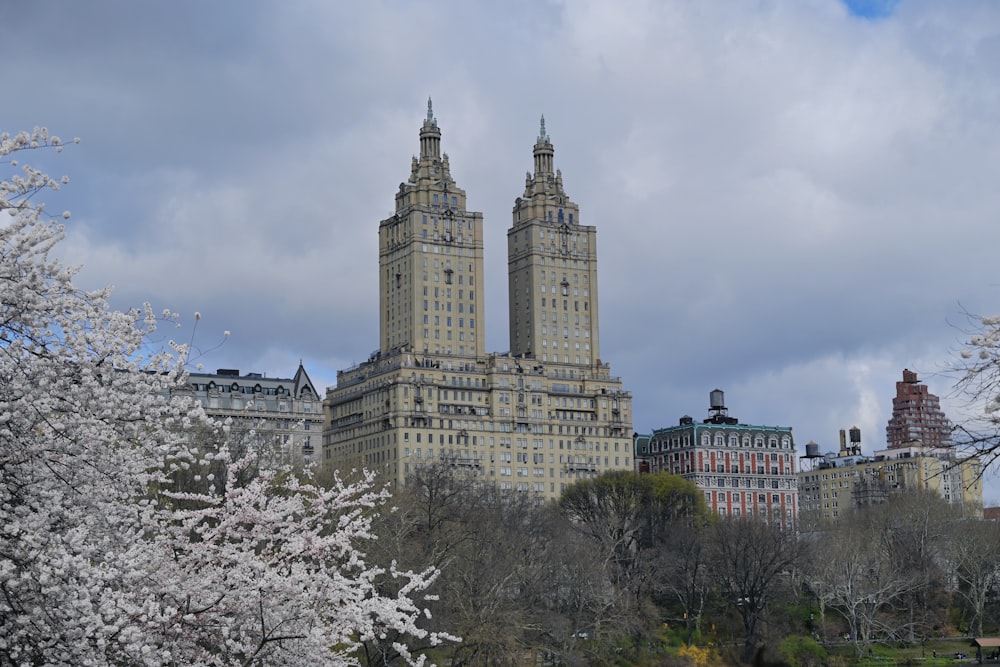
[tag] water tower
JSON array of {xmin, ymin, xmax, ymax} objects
[
  {"xmin": 705, "ymin": 389, "xmax": 738, "ymax": 425},
  {"xmin": 799, "ymin": 440, "xmax": 824, "ymax": 472}
]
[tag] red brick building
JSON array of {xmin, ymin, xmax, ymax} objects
[
  {"xmin": 885, "ymin": 369, "xmax": 952, "ymax": 449},
  {"xmin": 634, "ymin": 390, "xmax": 797, "ymax": 528}
]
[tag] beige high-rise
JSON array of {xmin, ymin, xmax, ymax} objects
[
  {"xmin": 323, "ymin": 103, "xmax": 633, "ymax": 501},
  {"xmin": 508, "ymin": 118, "xmax": 600, "ymax": 365},
  {"xmin": 379, "ymin": 102, "xmax": 486, "ymax": 359}
]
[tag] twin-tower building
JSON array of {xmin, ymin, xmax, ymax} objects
[{"xmin": 322, "ymin": 102, "xmax": 633, "ymax": 500}]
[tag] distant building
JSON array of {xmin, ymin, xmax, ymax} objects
[
  {"xmin": 798, "ymin": 369, "xmax": 979, "ymax": 521},
  {"xmin": 322, "ymin": 104, "xmax": 634, "ymax": 501},
  {"xmin": 797, "ymin": 428, "xmax": 982, "ymax": 521},
  {"xmin": 634, "ymin": 390, "xmax": 797, "ymax": 528},
  {"xmin": 180, "ymin": 364, "xmax": 322, "ymax": 467},
  {"xmin": 886, "ymin": 369, "xmax": 952, "ymax": 449}
]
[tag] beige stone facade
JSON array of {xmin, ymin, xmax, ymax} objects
[
  {"xmin": 508, "ymin": 120, "xmax": 600, "ymax": 364},
  {"xmin": 798, "ymin": 444, "xmax": 983, "ymax": 521},
  {"xmin": 323, "ymin": 104, "xmax": 633, "ymax": 501},
  {"xmin": 180, "ymin": 364, "xmax": 323, "ymax": 468},
  {"xmin": 379, "ymin": 107, "xmax": 486, "ymax": 359}
]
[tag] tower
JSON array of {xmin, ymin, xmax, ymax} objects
[
  {"xmin": 885, "ymin": 369, "xmax": 952, "ymax": 449},
  {"xmin": 508, "ymin": 117, "xmax": 600, "ymax": 365},
  {"xmin": 379, "ymin": 99, "xmax": 486, "ymax": 358},
  {"xmin": 324, "ymin": 104, "xmax": 633, "ymax": 501}
]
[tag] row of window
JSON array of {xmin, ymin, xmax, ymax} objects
[
  {"xmin": 423, "ymin": 330, "xmax": 474, "ymax": 342},
  {"xmin": 420, "ymin": 228, "xmax": 474, "ymax": 245},
  {"xmin": 537, "ymin": 285, "xmax": 590, "ymax": 297},
  {"xmin": 651, "ymin": 433, "xmax": 792, "ymax": 451},
  {"xmin": 199, "ymin": 396, "xmax": 315, "ymax": 413},
  {"xmin": 540, "ymin": 325, "xmax": 588, "ymax": 338},
  {"xmin": 714, "ymin": 477, "xmax": 792, "ymax": 489},
  {"xmin": 541, "ymin": 340, "xmax": 590, "ymax": 351},
  {"xmin": 539, "ymin": 270, "xmax": 587, "ymax": 282},
  {"xmin": 710, "ymin": 491, "xmax": 795, "ymax": 506},
  {"xmin": 537, "ymin": 300, "xmax": 588, "ymax": 313},
  {"xmin": 401, "ymin": 435, "xmax": 625, "ymax": 452},
  {"xmin": 526, "ymin": 255, "xmax": 589, "ymax": 268},
  {"xmin": 422, "ymin": 316, "xmax": 475, "ymax": 328},
  {"xmin": 401, "ymin": 457, "xmax": 629, "ymax": 474},
  {"xmin": 422, "ymin": 300, "xmax": 474, "ymax": 314},
  {"xmin": 537, "ymin": 228, "xmax": 584, "ymax": 241},
  {"xmin": 420, "ymin": 244, "xmax": 472, "ymax": 259},
  {"xmin": 426, "ymin": 197, "xmax": 459, "ymax": 209}
]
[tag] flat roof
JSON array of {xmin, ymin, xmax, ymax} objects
[{"xmin": 973, "ymin": 638, "xmax": 1000, "ymax": 648}]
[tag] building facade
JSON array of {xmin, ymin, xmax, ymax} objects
[
  {"xmin": 508, "ymin": 117, "xmax": 600, "ymax": 365},
  {"xmin": 322, "ymin": 103, "xmax": 633, "ymax": 501},
  {"xmin": 797, "ymin": 431, "xmax": 983, "ymax": 521},
  {"xmin": 886, "ymin": 368, "xmax": 952, "ymax": 449},
  {"xmin": 180, "ymin": 364, "xmax": 323, "ymax": 467},
  {"xmin": 634, "ymin": 390, "xmax": 798, "ymax": 527}
]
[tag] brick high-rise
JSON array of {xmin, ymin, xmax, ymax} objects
[{"xmin": 885, "ymin": 369, "xmax": 952, "ymax": 449}]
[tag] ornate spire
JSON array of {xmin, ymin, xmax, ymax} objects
[
  {"xmin": 420, "ymin": 98, "xmax": 441, "ymax": 158},
  {"xmin": 533, "ymin": 115, "xmax": 554, "ymax": 176}
]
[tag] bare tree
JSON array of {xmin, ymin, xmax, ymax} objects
[
  {"xmin": 559, "ymin": 470, "xmax": 651, "ymax": 593},
  {"xmin": 878, "ymin": 493, "xmax": 953, "ymax": 645},
  {"xmin": 805, "ymin": 495, "xmax": 952, "ymax": 657},
  {"xmin": 650, "ymin": 519, "xmax": 712, "ymax": 646},
  {"xmin": 711, "ymin": 518, "xmax": 801, "ymax": 663},
  {"xmin": 807, "ymin": 519, "xmax": 918, "ymax": 656},
  {"xmin": 365, "ymin": 465, "xmax": 572, "ymax": 666},
  {"xmin": 945, "ymin": 519, "xmax": 1000, "ymax": 637},
  {"xmin": 948, "ymin": 308, "xmax": 1000, "ymax": 469}
]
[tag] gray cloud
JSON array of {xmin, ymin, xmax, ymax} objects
[{"xmin": 5, "ymin": 0, "xmax": 1000, "ymax": 500}]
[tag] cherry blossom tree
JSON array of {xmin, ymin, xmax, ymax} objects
[{"xmin": 0, "ymin": 129, "xmax": 452, "ymax": 665}]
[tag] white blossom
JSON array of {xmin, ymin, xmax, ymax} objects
[{"xmin": 0, "ymin": 129, "xmax": 452, "ymax": 665}]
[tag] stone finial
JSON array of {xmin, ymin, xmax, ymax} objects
[
  {"xmin": 427, "ymin": 97, "xmax": 434, "ymax": 123},
  {"xmin": 539, "ymin": 115, "xmax": 547, "ymax": 141}
]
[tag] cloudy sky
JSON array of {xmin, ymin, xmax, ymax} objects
[{"xmin": 5, "ymin": 1, "xmax": 1000, "ymax": 500}]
